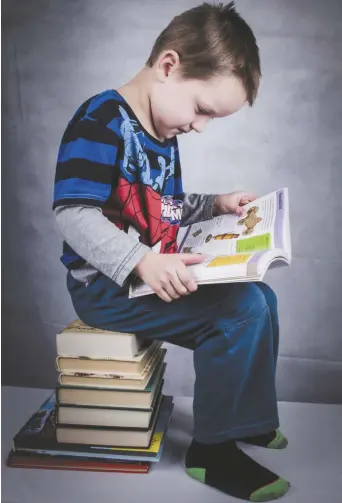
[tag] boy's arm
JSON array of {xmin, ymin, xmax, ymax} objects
[
  {"xmin": 55, "ymin": 205, "xmax": 151, "ymax": 286},
  {"xmin": 181, "ymin": 193, "xmax": 218, "ymax": 227},
  {"xmin": 53, "ymin": 116, "xmax": 152, "ymax": 286}
]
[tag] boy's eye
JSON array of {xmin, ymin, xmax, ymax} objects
[{"xmin": 197, "ymin": 106, "xmax": 208, "ymax": 115}]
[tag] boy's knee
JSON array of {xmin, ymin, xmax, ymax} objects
[
  {"xmin": 257, "ymin": 282, "xmax": 278, "ymax": 312},
  {"xmin": 224, "ymin": 283, "xmax": 268, "ymax": 323},
  {"xmin": 244, "ymin": 283, "xmax": 268, "ymax": 319}
]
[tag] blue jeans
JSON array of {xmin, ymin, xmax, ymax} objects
[{"xmin": 67, "ymin": 272, "xmax": 280, "ymax": 444}]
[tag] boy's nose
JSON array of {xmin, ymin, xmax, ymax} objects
[{"xmin": 191, "ymin": 117, "xmax": 211, "ymax": 133}]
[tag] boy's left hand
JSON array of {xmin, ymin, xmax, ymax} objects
[{"xmin": 212, "ymin": 191, "xmax": 258, "ymax": 217}]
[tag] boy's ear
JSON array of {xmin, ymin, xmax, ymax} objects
[{"xmin": 155, "ymin": 50, "xmax": 181, "ymax": 82}]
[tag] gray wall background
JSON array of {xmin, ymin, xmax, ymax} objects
[{"xmin": 2, "ymin": 0, "xmax": 342, "ymax": 403}]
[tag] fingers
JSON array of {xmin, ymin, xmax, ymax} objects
[
  {"xmin": 137, "ymin": 253, "xmax": 200, "ymax": 303},
  {"xmin": 240, "ymin": 193, "xmax": 258, "ymax": 204},
  {"xmin": 164, "ymin": 281, "xmax": 181, "ymax": 300},
  {"xmin": 155, "ymin": 267, "xmax": 197, "ymax": 302},
  {"xmin": 246, "ymin": 193, "xmax": 258, "ymax": 201},
  {"xmin": 155, "ymin": 288, "xmax": 173, "ymax": 303},
  {"xmin": 162, "ymin": 271, "xmax": 189, "ymax": 301},
  {"xmin": 235, "ymin": 206, "xmax": 245, "ymax": 215},
  {"xmin": 178, "ymin": 253, "xmax": 205, "ymax": 265},
  {"xmin": 176, "ymin": 267, "xmax": 198, "ymax": 293},
  {"xmin": 155, "ymin": 281, "xmax": 181, "ymax": 302},
  {"xmin": 169, "ymin": 274, "xmax": 189, "ymax": 297}
]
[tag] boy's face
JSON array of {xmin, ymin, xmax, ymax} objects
[{"xmin": 150, "ymin": 51, "xmax": 248, "ymax": 140}]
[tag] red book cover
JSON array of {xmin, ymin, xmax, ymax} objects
[{"xmin": 7, "ymin": 450, "xmax": 150, "ymax": 473}]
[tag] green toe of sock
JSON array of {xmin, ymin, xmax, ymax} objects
[
  {"xmin": 267, "ymin": 429, "xmax": 288, "ymax": 449},
  {"xmin": 186, "ymin": 466, "xmax": 206, "ymax": 483},
  {"xmin": 250, "ymin": 477, "xmax": 290, "ymax": 502}
]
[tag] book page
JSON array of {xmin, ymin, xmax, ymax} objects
[
  {"xmin": 129, "ymin": 188, "xmax": 290, "ymax": 298},
  {"xmin": 187, "ymin": 252, "xmax": 254, "ymax": 282},
  {"xmin": 178, "ymin": 188, "xmax": 288, "ymax": 257}
]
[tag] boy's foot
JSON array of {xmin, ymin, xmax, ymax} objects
[
  {"xmin": 185, "ymin": 438, "xmax": 290, "ymax": 502},
  {"xmin": 238, "ymin": 429, "xmax": 288, "ymax": 449}
]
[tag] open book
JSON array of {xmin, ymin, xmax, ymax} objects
[{"xmin": 129, "ymin": 188, "xmax": 291, "ymax": 298}]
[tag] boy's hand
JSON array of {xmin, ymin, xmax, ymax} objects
[
  {"xmin": 213, "ymin": 191, "xmax": 258, "ymax": 217},
  {"xmin": 134, "ymin": 252, "xmax": 205, "ymax": 302}
]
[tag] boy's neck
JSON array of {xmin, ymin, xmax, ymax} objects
[{"xmin": 117, "ymin": 66, "xmax": 164, "ymax": 142}]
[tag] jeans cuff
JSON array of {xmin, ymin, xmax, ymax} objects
[{"xmin": 194, "ymin": 418, "xmax": 280, "ymax": 444}]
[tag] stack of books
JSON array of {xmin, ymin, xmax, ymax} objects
[{"xmin": 7, "ymin": 320, "xmax": 173, "ymax": 473}]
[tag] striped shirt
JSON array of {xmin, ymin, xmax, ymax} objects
[{"xmin": 53, "ymin": 90, "xmax": 185, "ymax": 272}]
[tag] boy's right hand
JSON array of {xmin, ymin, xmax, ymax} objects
[{"xmin": 134, "ymin": 252, "xmax": 205, "ymax": 302}]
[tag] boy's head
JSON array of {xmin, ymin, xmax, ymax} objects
[{"xmin": 145, "ymin": 1, "xmax": 261, "ymax": 140}]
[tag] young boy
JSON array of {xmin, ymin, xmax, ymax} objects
[{"xmin": 53, "ymin": 2, "xmax": 290, "ymax": 501}]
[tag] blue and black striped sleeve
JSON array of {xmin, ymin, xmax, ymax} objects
[{"xmin": 53, "ymin": 118, "xmax": 120, "ymax": 209}]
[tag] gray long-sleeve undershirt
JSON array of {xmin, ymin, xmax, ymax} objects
[{"xmin": 55, "ymin": 193, "xmax": 217, "ymax": 287}]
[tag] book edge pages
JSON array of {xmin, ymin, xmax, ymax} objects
[
  {"xmin": 56, "ymin": 341, "xmax": 162, "ymax": 374},
  {"xmin": 58, "ymin": 347, "xmax": 166, "ymax": 383},
  {"xmin": 59, "ymin": 319, "xmax": 135, "ymax": 337},
  {"xmin": 55, "ymin": 392, "xmax": 164, "ymax": 447},
  {"xmin": 57, "ymin": 364, "xmax": 166, "ymax": 409}
]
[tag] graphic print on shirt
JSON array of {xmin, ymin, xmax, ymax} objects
[
  {"xmin": 119, "ymin": 106, "xmax": 153, "ymax": 186},
  {"xmin": 153, "ymin": 148, "xmax": 175, "ymax": 193},
  {"xmin": 119, "ymin": 106, "xmax": 175, "ymax": 193},
  {"xmin": 102, "ymin": 105, "xmax": 183, "ymax": 254}
]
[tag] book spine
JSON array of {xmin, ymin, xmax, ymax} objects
[
  {"xmin": 7, "ymin": 463, "xmax": 150, "ymax": 473},
  {"xmin": 7, "ymin": 454, "xmax": 150, "ymax": 473},
  {"xmin": 59, "ymin": 372, "xmax": 144, "ymax": 380},
  {"xmin": 55, "ymin": 357, "xmax": 62, "ymax": 372}
]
